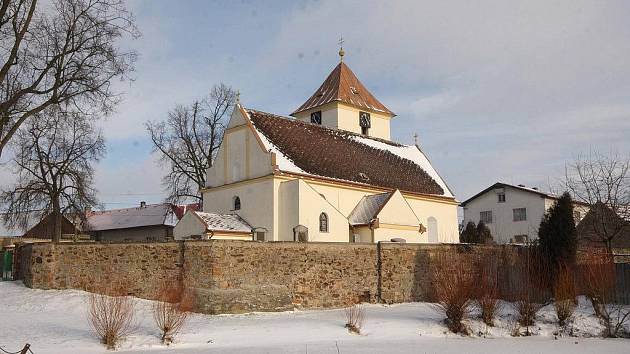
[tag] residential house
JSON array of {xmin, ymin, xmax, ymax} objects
[
  {"xmin": 87, "ymin": 202, "xmax": 177, "ymax": 242},
  {"xmin": 23, "ymin": 213, "xmax": 79, "ymax": 239},
  {"xmin": 577, "ymin": 202, "xmax": 630, "ymax": 248},
  {"xmin": 461, "ymin": 182, "xmax": 589, "ymax": 244},
  {"xmin": 175, "ymin": 57, "xmax": 459, "ymax": 243}
]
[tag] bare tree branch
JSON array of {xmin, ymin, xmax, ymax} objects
[
  {"xmin": 0, "ymin": 106, "xmax": 105, "ymax": 242},
  {"xmin": 146, "ymin": 83, "xmax": 235, "ymax": 203},
  {"xmin": 565, "ymin": 150, "xmax": 630, "ymax": 251},
  {"xmin": 0, "ymin": 0, "xmax": 139, "ymax": 157}
]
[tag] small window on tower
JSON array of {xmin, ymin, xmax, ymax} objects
[
  {"xmin": 359, "ymin": 112, "xmax": 371, "ymax": 135},
  {"xmin": 310, "ymin": 111, "xmax": 322, "ymax": 125}
]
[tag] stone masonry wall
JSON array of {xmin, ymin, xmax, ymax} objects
[{"xmin": 19, "ymin": 240, "xmax": 608, "ymax": 314}]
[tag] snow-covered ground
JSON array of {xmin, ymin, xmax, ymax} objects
[{"xmin": 0, "ymin": 281, "xmax": 628, "ymax": 354}]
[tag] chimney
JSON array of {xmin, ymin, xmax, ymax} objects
[
  {"xmin": 532, "ymin": 187, "xmax": 539, "ymax": 190},
  {"xmin": 140, "ymin": 201, "xmax": 146, "ymax": 208},
  {"xmin": 518, "ymin": 184, "xmax": 525, "ymax": 187}
]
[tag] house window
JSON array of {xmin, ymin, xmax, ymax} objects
[
  {"xmin": 573, "ymin": 210, "xmax": 582, "ymax": 221},
  {"xmin": 359, "ymin": 111, "xmax": 371, "ymax": 135},
  {"xmin": 310, "ymin": 111, "xmax": 322, "ymax": 125},
  {"xmin": 427, "ymin": 217, "xmax": 438, "ymax": 243},
  {"xmin": 513, "ymin": 208, "xmax": 527, "ymax": 222},
  {"xmin": 233, "ymin": 196, "xmax": 241, "ymax": 210},
  {"xmin": 498, "ymin": 192, "xmax": 506, "ymax": 203},
  {"xmin": 480, "ymin": 211, "xmax": 493, "ymax": 224},
  {"xmin": 255, "ymin": 232, "xmax": 265, "ymax": 241},
  {"xmin": 513, "ymin": 235, "xmax": 528, "ymax": 244},
  {"xmin": 319, "ymin": 212, "xmax": 329, "ymax": 232}
]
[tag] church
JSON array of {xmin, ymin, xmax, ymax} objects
[{"xmin": 174, "ymin": 53, "xmax": 459, "ymax": 243}]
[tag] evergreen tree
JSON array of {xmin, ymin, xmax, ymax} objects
[
  {"xmin": 460, "ymin": 221, "xmax": 478, "ymax": 243},
  {"xmin": 538, "ymin": 192, "xmax": 578, "ymax": 268},
  {"xmin": 476, "ymin": 221, "xmax": 493, "ymax": 244}
]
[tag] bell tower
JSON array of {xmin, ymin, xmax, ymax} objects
[{"xmin": 291, "ymin": 47, "xmax": 395, "ymax": 140}]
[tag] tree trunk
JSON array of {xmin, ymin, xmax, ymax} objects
[{"xmin": 52, "ymin": 200, "xmax": 62, "ymax": 243}]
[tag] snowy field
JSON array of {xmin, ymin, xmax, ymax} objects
[{"xmin": 0, "ymin": 281, "xmax": 628, "ymax": 354}]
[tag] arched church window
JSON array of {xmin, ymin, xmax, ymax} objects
[
  {"xmin": 311, "ymin": 111, "xmax": 322, "ymax": 125},
  {"xmin": 319, "ymin": 212, "xmax": 329, "ymax": 232},
  {"xmin": 233, "ymin": 196, "xmax": 241, "ymax": 211}
]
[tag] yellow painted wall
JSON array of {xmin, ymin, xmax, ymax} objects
[
  {"xmin": 376, "ymin": 190, "xmax": 420, "ymax": 226},
  {"xmin": 294, "ymin": 102, "xmax": 392, "ymax": 140},
  {"xmin": 275, "ymin": 178, "xmax": 350, "ymax": 242},
  {"xmin": 373, "ymin": 227, "xmax": 423, "ymax": 243},
  {"xmin": 206, "ymin": 108, "xmax": 273, "ymax": 188},
  {"xmin": 203, "ymin": 177, "xmax": 275, "ymax": 240},
  {"xmin": 174, "ymin": 211, "xmax": 207, "ymax": 240},
  {"xmin": 406, "ymin": 197, "xmax": 459, "ymax": 243}
]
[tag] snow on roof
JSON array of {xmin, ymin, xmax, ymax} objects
[
  {"xmin": 194, "ymin": 211, "xmax": 252, "ymax": 233},
  {"xmin": 245, "ymin": 109, "xmax": 453, "ymax": 198},
  {"xmin": 348, "ymin": 192, "xmax": 392, "ymax": 225},
  {"xmin": 349, "ymin": 136, "xmax": 454, "ymax": 198},
  {"xmin": 87, "ymin": 203, "xmax": 177, "ymax": 231}
]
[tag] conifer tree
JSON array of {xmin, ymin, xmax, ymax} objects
[
  {"xmin": 538, "ymin": 192, "xmax": 578, "ymax": 268},
  {"xmin": 460, "ymin": 221, "xmax": 478, "ymax": 243}
]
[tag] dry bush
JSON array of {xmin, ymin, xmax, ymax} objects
[
  {"xmin": 512, "ymin": 248, "xmax": 550, "ymax": 335},
  {"xmin": 553, "ymin": 264, "xmax": 577, "ymax": 328},
  {"xmin": 344, "ymin": 303, "xmax": 366, "ymax": 334},
  {"xmin": 153, "ymin": 279, "xmax": 194, "ymax": 344},
  {"xmin": 475, "ymin": 256, "xmax": 501, "ymax": 327},
  {"xmin": 87, "ymin": 279, "xmax": 137, "ymax": 349},
  {"xmin": 579, "ymin": 253, "xmax": 629, "ymax": 337},
  {"xmin": 431, "ymin": 254, "xmax": 476, "ymax": 334}
]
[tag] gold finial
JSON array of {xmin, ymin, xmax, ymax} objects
[
  {"xmin": 338, "ymin": 36, "xmax": 345, "ymax": 62},
  {"xmin": 236, "ymin": 90, "xmax": 240, "ymax": 104}
]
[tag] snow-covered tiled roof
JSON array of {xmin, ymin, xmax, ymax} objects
[
  {"xmin": 348, "ymin": 192, "xmax": 392, "ymax": 225},
  {"xmin": 87, "ymin": 203, "xmax": 177, "ymax": 231},
  {"xmin": 245, "ymin": 108, "xmax": 454, "ymax": 198},
  {"xmin": 194, "ymin": 211, "xmax": 252, "ymax": 233}
]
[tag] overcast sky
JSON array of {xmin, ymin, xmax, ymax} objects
[{"xmin": 2, "ymin": 0, "xmax": 630, "ymax": 234}]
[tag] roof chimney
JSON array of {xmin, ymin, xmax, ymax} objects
[
  {"xmin": 532, "ymin": 187, "xmax": 539, "ymax": 190},
  {"xmin": 140, "ymin": 201, "xmax": 146, "ymax": 208},
  {"xmin": 518, "ymin": 184, "xmax": 526, "ymax": 187}
]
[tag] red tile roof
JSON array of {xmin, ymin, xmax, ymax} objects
[
  {"xmin": 291, "ymin": 62, "xmax": 394, "ymax": 116},
  {"xmin": 247, "ymin": 109, "xmax": 446, "ymax": 196}
]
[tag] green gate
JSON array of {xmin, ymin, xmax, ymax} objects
[{"xmin": 2, "ymin": 249, "xmax": 13, "ymax": 280}]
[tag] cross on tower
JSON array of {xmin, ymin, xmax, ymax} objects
[{"xmin": 338, "ymin": 36, "xmax": 345, "ymax": 62}]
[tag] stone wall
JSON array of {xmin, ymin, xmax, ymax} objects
[{"xmin": 18, "ymin": 240, "xmax": 618, "ymax": 314}]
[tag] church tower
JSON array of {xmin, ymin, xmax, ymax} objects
[{"xmin": 291, "ymin": 52, "xmax": 395, "ymax": 140}]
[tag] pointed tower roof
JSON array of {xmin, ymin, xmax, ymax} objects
[{"xmin": 291, "ymin": 62, "xmax": 395, "ymax": 116}]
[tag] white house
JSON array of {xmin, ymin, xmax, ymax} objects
[
  {"xmin": 460, "ymin": 182, "xmax": 589, "ymax": 244},
  {"xmin": 174, "ymin": 57, "xmax": 460, "ymax": 243}
]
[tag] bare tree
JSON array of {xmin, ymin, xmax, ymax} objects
[
  {"xmin": 565, "ymin": 151, "xmax": 630, "ymax": 251},
  {"xmin": 0, "ymin": 107, "xmax": 105, "ymax": 242},
  {"xmin": 146, "ymin": 84, "xmax": 236, "ymax": 203},
  {"xmin": 0, "ymin": 0, "xmax": 138, "ymax": 158}
]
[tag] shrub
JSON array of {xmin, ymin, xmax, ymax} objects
[
  {"xmin": 344, "ymin": 303, "xmax": 366, "ymax": 334},
  {"xmin": 431, "ymin": 254, "xmax": 476, "ymax": 334},
  {"xmin": 152, "ymin": 280, "xmax": 194, "ymax": 344},
  {"xmin": 553, "ymin": 264, "xmax": 576, "ymax": 328},
  {"xmin": 87, "ymin": 280, "xmax": 137, "ymax": 349},
  {"xmin": 512, "ymin": 247, "xmax": 549, "ymax": 335},
  {"xmin": 579, "ymin": 252, "xmax": 629, "ymax": 337},
  {"xmin": 476, "ymin": 257, "xmax": 500, "ymax": 327}
]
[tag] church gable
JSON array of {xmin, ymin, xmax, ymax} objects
[
  {"xmin": 375, "ymin": 190, "xmax": 421, "ymax": 227},
  {"xmin": 206, "ymin": 106, "xmax": 274, "ymax": 187}
]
